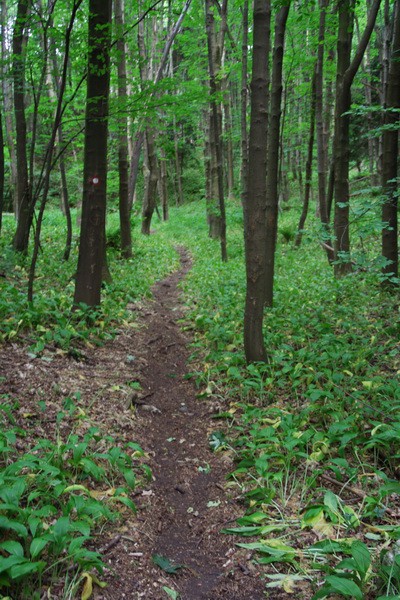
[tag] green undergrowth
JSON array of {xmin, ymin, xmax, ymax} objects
[
  {"xmin": 157, "ymin": 199, "xmax": 400, "ymax": 599},
  {"xmin": 0, "ymin": 395, "xmax": 149, "ymax": 599},
  {"xmin": 0, "ymin": 210, "xmax": 178, "ymax": 353}
]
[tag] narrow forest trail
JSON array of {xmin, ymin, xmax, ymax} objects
[
  {"xmin": 95, "ymin": 248, "xmax": 267, "ymax": 599},
  {"xmin": 0, "ymin": 249, "xmax": 286, "ymax": 599}
]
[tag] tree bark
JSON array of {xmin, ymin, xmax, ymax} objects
[
  {"xmin": 74, "ymin": 0, "xmax": 112, "ymax": 307},
  {"xmin": 264, "ymin": 4, "xmax": 290, "ymax": 307},
  {"xmin": 243, "ymin": 0, "xmax": 271, "ymax": 363},
  {"xmin": 0, "ymin": 111, "xmax": 4, "ymax": 235},
  {"xmin": 333, "ymin": 0, "xmax": 381, "ymax": 277},
  {"xmin": 240, "ymin": 0, "xmax": 249, "ymax": 207},
  {"xmin": 12, "ymin": 0, "xmax": 32, "ymax": 252},
  {"xmin": 205, "ymin": 0, "xmax": 227, "ymax": 261},
  {"xmin": 295, "ymin": 68, "xmax": 316, "ymax": 247},
  {"xmin": 315, "ymin": 0, "xmax": 335, "ymax": 263},
  {"xmin": 115, "ymin": 0, "xmax": 132, "ymax": 257},
  {"xmin": 381, "ymin": 0, "xmax": 400, "ymax": 283},
  {"xmin": 1, "ymin": 0, "xmax": 17, "ymax": 213}
]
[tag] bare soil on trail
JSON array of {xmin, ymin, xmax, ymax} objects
[{"xmin": 0, "ymin": 248, "xmax": 280, "ymax": 599}]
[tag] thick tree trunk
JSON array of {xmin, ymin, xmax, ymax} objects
[
  {"xmin": 12, "ymin": 0, "xmax": 32, "ymax": 252},
  {"xmin": 264, "ymin": 4, "xmax": 290, "ymax": 307},
  {"xmin": 381, "ymin": 0, "xmax": 400, "ymax": 283},
  {"xmin": 243, "ymin": 0, "xmax": 271, "ymax": 363},
  {"xmin": 240, "ymin": 0, "xmax": 249, "ymax": 207},
  {"xmin": 115, "ymin": 0, "xmax": 132, "ymax": 258},
  {"xmin": 333, "ymin": 0, "xmax": 381, "ymax": 277},
  {"xmin": 74, "ymin": 0, "xmax": 111, "ymax": 307}
]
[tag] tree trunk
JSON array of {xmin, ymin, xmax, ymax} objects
[
  {"xmin": 315, "ymin": 0, "xmax": 335, "ymax": 263},
  {"xmin": 0, "ymin": 111, "xmax": 4, "ymax": 235},
  {"xmin": 141, "ymin": 129, "xmax": 159, "ymax": 235},
  {"xmin": 115, "ymin": 0, "xmax": 132, "ymax": 258},
  {"xmin": 159, "ymin": 148, "xmax": 168, "ymax": 220},
  {"xmin": 264, "ymin": 4, "xmax": 290, "ymax": 307},
  {"xmin": 49, "ymin": 21, "xmax": 72, "ymax": 261},
  {"xmin": 205, "ymin": 0, "xmax": 227, "ymax": 261},
  {"xmin": 74, "ymin": 0, "xmax": 111, "ymax": 307},
  {"xmin": 1, "ymin": 0, "xmax": 17, "ymax": 214},
  {"xmin": 240, "ymin": 0, "xmax": 249, "ymax": 207},
  {"xmin": 381, "ymin": 0, "xmax": 400, "ymax": 283},
  {"xmin": 243, "ymin": 0, "xmax": 271, "ymax": 363},
  {"xmin": 333, "ymin": 0, "xmax": 381, "ymax": 277},
  {"xmin": 12, "ymin": 0, "xmax": 32, "ymax": 252},
  {"xmin": 295, "ymin": 68, "xmax": 316, "ymax": 247}
]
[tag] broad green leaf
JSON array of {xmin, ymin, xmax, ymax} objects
[
  {"xmin": 324, "ymin": 491, "xmax": 338, "ymax": 514},
  {"xmin": 0, "ymin": 516, "xmax": 28, "ymax": 539},
  {"xmin": 152, "ymin": 554, "xmax": 183, "ymax": 574},
  {"xmin": 10, "ymin": 560, "xmax": 45, "ymax": 579},
  {"xmin": 236, "ymin": 512, "xmax": 268, "ymax": 525},
  {"xmin": 351, "ymin": 541, "xmax": 370, "ymax": 577},
  {"xmin": 325, "ymin": 575, "xmax": 363, "ymax": 599},
  {"xmin": 0, "ymin": 541, "xmax": 24, "ymax": 557},
  {"xmin": 30, "ymin": 538, "xmax": 49, "ymax": 559},
  {"xmin": 222, "ymin": 524, "xmax": 286, "ymax": 537},
  {"xmin": 0, "ymin": 555, "xmax": 25, "ymax": 574},
  {"xmin": 53, "ymin": 516, "xmax": 70, "ymax": 542},
  {"xmin": 163, "ymin": 587, "xmax": 180, "ymax": 599}
]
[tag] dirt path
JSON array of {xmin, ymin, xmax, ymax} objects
[
  {"xmin": 0, "ymin": 250, "xmax": 267, "ymax": 599},
  {"xmin": 96, "ymin": 249, "xmax": 266, "ymax": 599}
]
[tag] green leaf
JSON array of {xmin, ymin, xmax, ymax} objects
[
  {"xmin": 0, "ymin": 555, "xmax": 26, "ymax": 574},
  {"xmin": 0, "ymin": 541, "xmax": 24, "ymax": 557},
  {"xmin": 0, "ymin": 516, "xmax": 28, "ymax": 539},
  {"xmin": 30, "ymin": 538, "xmax": 49, "ymax": 559},
  {"xmin": 350, "ymin": 541, "xmax": 370, "ymax": 577},
  {"xmin": 10, "ymin": 560, "xmax": 45, "ymax": 579},
  {"xmin": 325, "ymin": 575, "xmax": 363, "ymax": 599},
  {"xmin": 152, "ymin": 554, "xmax": 183, "ymax": 574},
  {"xmin": 53, "ymin": 516, "xmax": 70, "ymax": 542},
  {"xmin": 163, "ymin": 587, "xmax": 180, "ymax": 599}
]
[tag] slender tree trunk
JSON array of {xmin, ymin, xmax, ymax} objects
[
  {"xmin": 12, "ymin": 0, "xmax": 32, "ymax": 252},
  {"xmin": 205, "ymin": 0, "xmax": 227, "ymax": 261},
  {"xmin": 381, "ymin": 0, "xmax": 400, "ymax": 283},
  {"xmin": 264, "ymin": 4, "xmax": 290, "ymax": 307},
  {"xmin": 74, "ymin": 0, "xmax": 112, "ymax": 307},
  {"xmin": 159, "ymin": 148, "xmax": 168, "ymax": 220},
  {"xmin": 28, "ymin": 0, "xmax": 82, "ymax": 301},
  {"xmin": 295, "ymin": 68, "xmax": 316, "ymax": 247},
  {"xmin": 141, "ymin": 129, "xmax": 159, "ymax": 235},
  {"xmin": 115, "ymin": 0, "xmax": 132, "ymax": 257},
  {"xmin": 223, "ymin": 72, "xmax": 235, "ymax": 199},
  {"xmin": 243, "ymin": 0, "xmax": 271, "ymax": 363},
  {"xmin": 240, "ymin": 0, "xmax": 249, "ymax": 207},
  {"xmin": 333, "ymin": 0, "xmax": 381, "ymax": 277},
  {"xmin": 49, "ymin": 21, "xmax": 72, "ymax": 261},
  {"xmin": 1, "ymin": 0, "xmax": 17, "ymax": 213},
  {"xmin": 128, "ymin": 0, "xmax": 191, "ymax": 208},
  {"xmin": 0, "ymin": 111, "xmax": 4, "ymax": 235},
  {"xmin": 315, "ymin": 0, "xmax": 335, "ymax": 263}
]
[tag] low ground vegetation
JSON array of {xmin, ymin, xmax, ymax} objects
[{"xmin": 0, "ymin": 191, "xmax": 399, "ymax": 598}]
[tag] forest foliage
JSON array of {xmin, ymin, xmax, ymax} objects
[{"xmin": 0, "ymin": 0, "xmax": 399, "ymax": 597}]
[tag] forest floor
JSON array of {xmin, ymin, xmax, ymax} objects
[{"xmin": 0, "ymin": 249, "xmax": 300, "ymax": 599}]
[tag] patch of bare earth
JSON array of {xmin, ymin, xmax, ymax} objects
[{"xmin": 0, "ymin": 249, "xmax": 300, "ymax": 599}]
